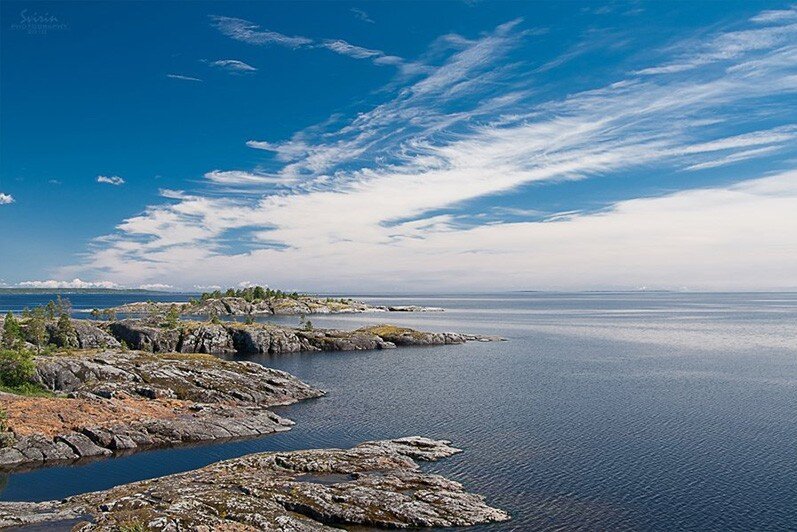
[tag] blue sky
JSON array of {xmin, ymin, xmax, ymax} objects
[{"xmin": 1, "ymin": 1, "xmax": 796, "ymax": 292}]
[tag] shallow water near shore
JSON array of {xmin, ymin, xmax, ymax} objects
[{"xmin": 1, "ymin": 292, "xmax": 796, "ymax": 531}]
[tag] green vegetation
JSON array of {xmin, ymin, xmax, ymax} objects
[
  {"xmin": 2, "ymin": 311, "xmax": 23, "ymax": 349},
  {"xmin": 0, "ymin": 348, "xmax": 51, "ymax": 396},
  {"xmin": 56, "ymin": 312, "xmax": 77, "ymax": 348},
  {"xmin": 162, "ymin": 305, "xmax": 180, "ymax": 329},
  {"xmin": 0, "ymin": 348, "xmax": 35, "ymax": 387},
  {"xmin": 299, "ymin": 314, "xmax": 313, "ymax": 331},
  {"xmin": 196, "ymin": 285, "xmax": 303, "ymax": 304},
  {"xmin": 25, "ymin": 307, "xmax": 48, "ymax": 353}
]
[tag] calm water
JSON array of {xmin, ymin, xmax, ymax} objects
[{"xmin": 1, "ymin": 292, "xmax": 796, "ymax": 531}]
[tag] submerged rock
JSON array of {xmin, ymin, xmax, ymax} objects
[{"xmin": 0, "ymin": 437, "xmax": 510, "ymax": 530}]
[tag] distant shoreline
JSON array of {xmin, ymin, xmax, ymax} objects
[{"xmin": 0, "ymin": 288, "xmax": 176, "ymax": 295}]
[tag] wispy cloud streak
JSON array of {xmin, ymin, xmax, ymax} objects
[
  {"xmin": 167, "ymin": 74, "xmax": 203, "ymax": 82},
  {"xmin": 210, "ymin": 15, "xmax": 413, "ymax": 69},
  {"xmin": 209, "ymin": 59, "xmax": 257, "ymax": 73}
]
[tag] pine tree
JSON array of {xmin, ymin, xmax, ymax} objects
[
  {"xmin": 45, "ymin": 301, "xmax": 56, "ymax": 320},
  {"xmin": 26, "ymin": 308, "xmax": 48, "ymax": 353},
  {"xmin": 2, "ymin": 312, "xmax": 22, "ymax": 349},
  {"xmin": 253, "ymin": 286, "xmax": 266, "ymax": 300},
  {"xmin": 56, "ymin": 313, "xmax": 76, "ymax": 348},
  {"xmin": 162, "ymin": 305, "xmax": 180, "ymax": 329}
]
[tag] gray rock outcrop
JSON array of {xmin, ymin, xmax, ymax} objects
[{"xmin": 0, "ymin": 437, "xmax": 510, "ymax": 530}]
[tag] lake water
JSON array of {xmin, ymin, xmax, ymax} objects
[{"xmin": 1, "ymin": 292, "xmax": 796, "ymax": 531}]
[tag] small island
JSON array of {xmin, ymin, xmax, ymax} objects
[{"xmin": 103, "ymin": 285, "xmax": 443, "ymax": 317}]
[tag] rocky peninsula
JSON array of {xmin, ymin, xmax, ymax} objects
[
  {"xmin": 0, "ymin": 315, "xmax": 501, "ymax": 470},
  {"xmin": 0, "ymin": 437, "xmax": 510, "ymax": 530}
]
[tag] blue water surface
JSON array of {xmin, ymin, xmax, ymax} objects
[{"xmin": 1, "ymin": 292, "xmax": 795, "ymax": 531}]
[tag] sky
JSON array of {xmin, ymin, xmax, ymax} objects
[{"xmin": 1, "ymin": 1, "xmax": 796, "ymax": 293}]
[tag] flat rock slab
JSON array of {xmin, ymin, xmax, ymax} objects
[{"xmin": 0, "ymin": 437, "xmax": 510, "ymax": 530}]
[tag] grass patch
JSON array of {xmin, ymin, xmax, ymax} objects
[
  {"xmin": 0, "ymin": 382, "xmax": 55, "ymax": 397},
  {"xmin": 359, "ymin": 325, "xmax": 425, "ymax": 339}
]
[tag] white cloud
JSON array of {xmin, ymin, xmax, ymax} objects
[
  {"xmin": 0, "ymin": 193, "xmax": 13, "ymax": 205},
  {"xmin": 322, "ymin": 39, "xmax": 383, "ymax": 59},
  {"xmin": 203, "ymin": 170, "xmax": 292, "ymax": 186},
  {"xmin": 167, "ymin": 74, "xmax": 203, "ymax": 82},
  {"xmin": 138, "ymin": 283, "xmax": 173, "ymax": 291},
  {"xmin": 210, "ymin": 15, "xmax": 408, "ymax": 69},
  {"xmin": 18, "ymin": 278, "xmax": 120, "ymax": 289},
  {"xmin": 193, "ymin": 284, "xmax": 221, "ymax": 291},
  {"xmin": 246, "ymin": 140, "xmax": 279, "ymax": 151},
  {"xmin": 66, "ymin": 10, "xmax": 797, "ymax": 291},
  {"xmin": 351, "ymin": 8, "xmax": 374, "ymax": 23},
  {"xmin": 209, "ymin": 59, "xmax": 257, "ymax": 73},
  {"xmin": 97, "ymin": 175, "xmax": 125, "ymax": 186},
  {"xmin": 751, "ymin": 7, "xmax": 797, "ymax": 24},
  {"xmin": 210, "ymin": 16, "xmax": 312, "ymax": 48},
  {"xmin": 685, "ymin": 145, "xmax": 784, "ymax": 171},
  {"xmin": 635, "ymin": 16, "xmax": 797, "ymax": 75}
]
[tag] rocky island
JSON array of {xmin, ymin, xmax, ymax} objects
[
  {"xmin": 0, "ymin": 437, "xmax": 510, "ymax": 530},
  {"xmin": 103, "ymin": 285, "xmax": 443, "ymax": 316}
]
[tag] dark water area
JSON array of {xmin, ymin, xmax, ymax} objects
[{"xmin": 1, "ymin": 292, "xmax": 796, "ymax": 531}]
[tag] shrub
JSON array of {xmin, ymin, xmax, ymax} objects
[{"xmin": 0, "ymin": 349, "xmax": 36, "ymax": 388}]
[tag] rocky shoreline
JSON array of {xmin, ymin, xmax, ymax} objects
[
  {"xmin": 0, "ymin": 312, "xmax": 509, "ymax": 528},
  {"xmin": 0, "ymin": 437, "xmax": 510, "ymax": 530},
  {"xmin": 106, "ymin": 296, "xmax": 444, "ymax": 316},
  {"xmin": 0, "ymin": 319, "xmax": 501, "ymax": 470},
  {"xmin": 29, "ymin": 317, "xmax": 501, "ymax": 356},
  {"xmin": 0, "ymin": 351, "xmax": 322, "ymax": 471}
]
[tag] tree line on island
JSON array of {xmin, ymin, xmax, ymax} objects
[{"xmin": 193, "ymin": 286, "xmax": 303, "ymax": 304}]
